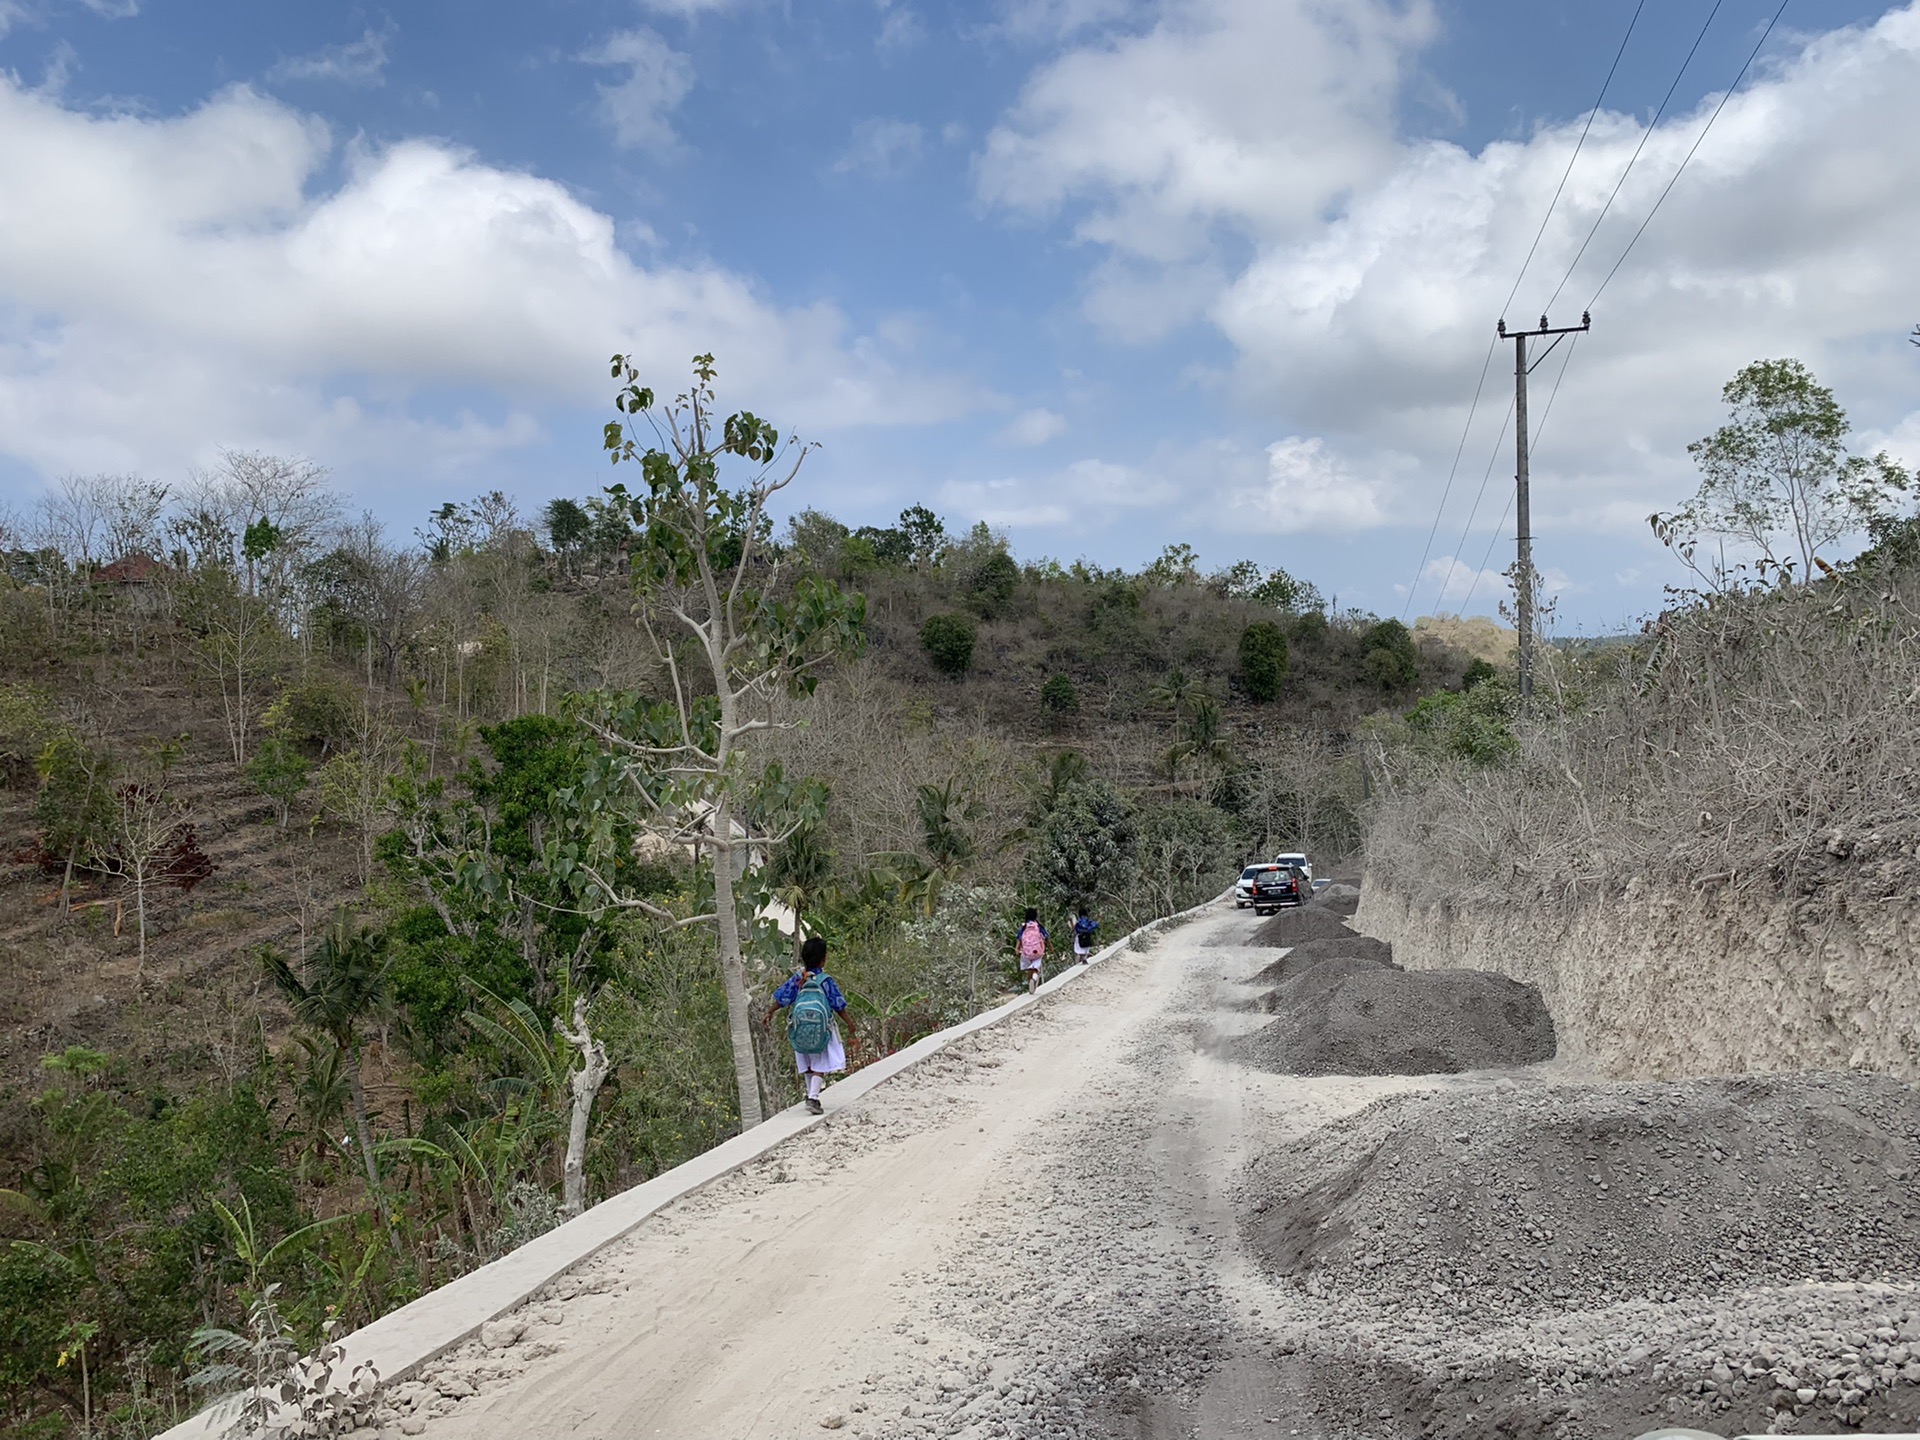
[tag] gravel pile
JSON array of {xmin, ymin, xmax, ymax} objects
[
  {"xmin": 1308, "ymin": 882, "xmax": 1361, "ymax": 917},
  {"xmin": 1244, "ymin": 905, "xmax": 1356, "ymax": 946},
  {"xmin": 1248, "ymin": 932, "xmax": 1394, "ymax": 984},
  {"xmin": 1230, "ymin": 966, "xmax": 1554, "ymax": 1076},
  {"xmin": 1243, "ymin": 1073, "xmax": 1920, "ymax": 1312}
]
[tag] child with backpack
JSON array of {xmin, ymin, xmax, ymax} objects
[
  {"xmin": 1015, "ymin": 908, "xmax": 1048, "ymax": 994},
  {"xmin": 767, "ymin": 936, "xmax": 850, "ymax": 1115},
  {"xmin": 1071, "ymin": 908, "xmax": 1098, "ymax": 963}
]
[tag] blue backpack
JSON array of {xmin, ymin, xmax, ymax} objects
[{"xmin": 787, "ymin": 974, "xmax": 834, "ymax": 1054}]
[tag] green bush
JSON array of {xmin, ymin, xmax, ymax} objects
[
  {"xmin": 920, "ymin": 613, "xmax": 976, "ymax": 676},
  {"xmin": 1461, "ymin": 657, "xmax": 1498, "ymax": 690},
  {"xmin": 1238, "ymin": 622, "xmax": 1288, "ymax": 702},
  {"xmin": 1358, "ymin": 618, "xmax": 1419, "ymax": 689},
  {"xmin": 1039, "ymin": 674, "xmax": 1079, "ymax": 719},
  {"xmin": 1025, "ymin": 777, "xmax": 1135, "ymax": 911}
]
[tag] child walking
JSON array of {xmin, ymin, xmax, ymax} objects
[
  {"xmin": 1015, "ymin": 908, "xmax": 1048, "ymax": 994},
  {"xmin": 767, "ymin": 936, "xmax": 850, "ymax": 1115},
  {"xmin": 1071, "ymin": 907, "xmax": 1099, "ymax": 963}
]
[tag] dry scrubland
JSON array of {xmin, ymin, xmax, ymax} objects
[{"xmin": 1361, "ymin": 567, "xmax": 1920, "ymax": 1082}]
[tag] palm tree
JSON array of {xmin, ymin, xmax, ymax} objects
[
  {"xmin": 1148, "ymin": 668, "xmax": 1200, "ymax": 718},
  {"xmin": 263, "ymin": 916, "xmax": 391, "ymax": 1213},
  {"xmin": 1166, "ymin": 695, "xmax": 1232, "ymax": 796},
  {"xmin": 916, "ymin": 779, "xmax": 980, "ymax": 871}
]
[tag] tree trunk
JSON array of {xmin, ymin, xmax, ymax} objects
[
  {"xmin": 131, "ymin": 860, "xmax": 147, "ymax": 979},
  {"xmin": 710, "ymin": 791, "xmax": 763, "ymax": 1131},
  {"xmin": 558, "ymin": 999, "xmax": 609, "ymax": 1218}
]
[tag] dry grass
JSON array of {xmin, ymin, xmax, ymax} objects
[{"xmin": 1369, "ymin": 561, "xmax": 1920, "ymax": 913}]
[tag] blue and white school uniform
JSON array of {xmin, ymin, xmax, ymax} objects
[{"xmin": 774, "ymin": 970, "xmax": 849, "ymax": 1074}]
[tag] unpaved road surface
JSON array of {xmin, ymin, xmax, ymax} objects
[{"xmin": 374, "ymin": 904, "xmax": 1920, "ymax": 1440}]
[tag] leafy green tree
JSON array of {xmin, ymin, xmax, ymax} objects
[
  {"xmin": 1026, "ymin": 778, "xmax": 1135, "ymax": 913},
  {"xmin": 963, "ymin": 547, "xmax": 1019, "ymax": 619},
  {"xmin": 1406, "ymin": 681, "xmax": 1518, "ymax": 765},
  {"xmin": 1238, "ymin": 621, "xmax": 1288, "ymax": 702},
  {"xmin": 1148, "ymin": 667, "xmax": 1200, "ymax": 717},
  {"xmin": 1461, "ymin": 657, "xmax": 1497, "ymax": 690},
  {"xmin": 245, "ymin": 736, "xmax": 310, "ymax": 830},
  {"xmin": 585, "ymin": 353, "xmax": 864, "ymax": 1132},
  {"xmin": 263, "ymin": 918, "xmax": 393, "ymax": 1229},
  {"xmin": 916, "ymin": 778, "xmax": 980, "ymax": 871},
  {"xmin": 920, "ymin": 613, "xmax": 976, "ymax": 676},
  {"xmin": 1359, "ymin": 619, "xmax": 1419, "ymax": 689},
  {"xmin": 1654, "ymin": 358, "xmax": 1910, "ymax": 583},
  {"xmin": 35, "ymin": 733, "xmax": 117, "ymax": 912},
  {"xmin": 1039, "ymin": 674, "xmax": 1079, "ymax": 722}
]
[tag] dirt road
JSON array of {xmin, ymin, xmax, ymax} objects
[{"xmin": 378, "ymin": 902, "xmax": 1920, "ymax": 1440}]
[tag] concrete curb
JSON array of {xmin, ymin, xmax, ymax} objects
[{"xmin": 157, "ymin": 890, "xmax": 1228, "ymax": 1439}]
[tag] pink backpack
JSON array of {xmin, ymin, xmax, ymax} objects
[{"xmin": 1018, "ymin": 922, "xmax": 1045, "ymax": 960}]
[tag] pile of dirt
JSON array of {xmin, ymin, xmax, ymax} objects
[
  {"xmin": 1240, "ymin": 1073, "xmax": 1920, "ymax": 1317},
  {"xmin": 1249, "ymin": 933, "xmax": 1393, "ymax": 984},
  {"xmin": 1244, "ymin": 905, "xmax": 1356, "ymax": 946},
  {"xmin": 1308, "ymin": 882, "xmax": 1361, "ymax": 917},
  {"xmin": 1250, "ymin": 954, "xmax": 1395, "ymax": 1013},
  {"xmin": 1229, "ymin": 967, "xmax": 1553, "ymax": 1076}
]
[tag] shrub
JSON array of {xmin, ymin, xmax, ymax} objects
[
  {"xmin": 1026, "ymin": 777, "xmax": 1135, "ymax": 912},
  {"xmin": 1359, "ymin": 618, "xmax": 1419, "ymax": 689},
  {"xmin": 1039, "ymin": 674, "xmax": 1079, "ymax": 720},
  {"xmin": 1238, "ymin": 622, "xmax": 1288, "ymax": 702},
  {"xmin": 1461, "ymin": 657, "xmax": 1497, "ymax": 690},
  {"xmin": 920, "ymin": 613, "xmax": 976, "ymax": 676}
]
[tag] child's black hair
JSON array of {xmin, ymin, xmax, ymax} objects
[
  {"xmin": 1023, "ymin": 907, "xmax": 1038, "ymax": 922},
  {"xmin": 800, "ymin": 935, "xmax": 828, "ymax": 971}
]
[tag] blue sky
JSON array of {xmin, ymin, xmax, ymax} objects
[{"xmin": 1, "ymin": 0, "xmax": 1916, "ymax": 630}]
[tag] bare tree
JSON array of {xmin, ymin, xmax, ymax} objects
[
  {"xmin": 555, "ymin": 998, "xmax": 610, "ymax": 1216},
  {"xmin": 88, "ymin": 783, "xmax": 200, "ymax": 979}
]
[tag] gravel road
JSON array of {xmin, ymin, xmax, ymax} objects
[{"xmin": 362, "ymin": 902, "xmax": 1920, "ymax": 1440}]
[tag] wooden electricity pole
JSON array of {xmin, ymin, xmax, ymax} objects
[{"xmin": 1496, "ymin": 311, "xmax": 1589, "ymax": 698}]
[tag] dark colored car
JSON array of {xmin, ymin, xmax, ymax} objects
[{"xmin": 1250, "ymin": 866, "xmax": 1307, "ymax": 915}]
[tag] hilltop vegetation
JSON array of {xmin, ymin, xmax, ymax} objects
[{"xmin": 0, "ymin": 360, "xmax": 1482, "ymax": 1437}]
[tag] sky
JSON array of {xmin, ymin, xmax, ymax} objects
[{"xmin": 0, "ymin": 0, "xmax": 1916, "ymax": 631}]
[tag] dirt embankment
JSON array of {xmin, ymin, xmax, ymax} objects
[{"xmin": 1356, "ymin": 877, "xmax": 1920, "ymax": 1083}]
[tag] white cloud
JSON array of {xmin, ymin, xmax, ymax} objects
[
  {"xmin": 1408, "ymin": 555, "xmax": 1508, "ymax": 611},
  {"xmin": 0, "ymin": 77, "xmax": 979, "ymax": 494},
  {"xmin": 876, "ymin": 3, "xmax": 924, "ymax": 53},
  {"xmin": 998, "ymin": 407, "xmax": 1067, "ymax": 446},
  {"xmin": 977, "ymin": 0, "xmax": 1435, "ymax": 331},
  {"xmin": 635, "ymin": 0, "xmax": 742, "ymax": 14},
  {"xmin": 1226, "ymin": 436, "xmax": 1391, "ymax": 534},
  {"xmin": 584, "ymin": 28, "xmax": 694, "ymax": 150},
  {"xmin": 987, "ymin": 0, "xmax": 1137, "ymax": 43},
  {"xmin": 833, "ymin": 118, "xmax": 925, "ymax": 180},
  {"xmin": 271, "ymin": 25, "xmax": 393, "ymax": 87},
  {"xmin": 941, "ymin": 454, "xmax": 1171, "ymax": 528},
  {"xmin": 979, "ymin": 0, "xmax": 1920, "ymax": 606}
]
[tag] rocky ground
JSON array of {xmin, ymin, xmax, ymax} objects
[{"xmin": 350, "ymin": 896, "xmax": 1920, "ymax": 1440}]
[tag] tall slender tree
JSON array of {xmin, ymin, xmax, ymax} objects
[{"xmin": 572, "ymin": 354, "xmax": 863, "ymax": 1131}]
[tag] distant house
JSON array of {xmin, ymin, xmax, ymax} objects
[{"xmin": 95, "ymin": 553, "xmax": 173, "ymax": 612}]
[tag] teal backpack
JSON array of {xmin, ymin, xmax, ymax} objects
[{"xmin": 787, "ymin": 974, "xmax": 834, "ymax": 1054}]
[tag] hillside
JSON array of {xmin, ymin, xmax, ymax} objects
[{"xmin": 0, "ymin": 468, "xmax": 1478, "ymax": 1438}]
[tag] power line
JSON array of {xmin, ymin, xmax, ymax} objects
[
  {"xmin": 1400, "ymin": 334, "xmax": 1499, "ymax": 621},
  {"xmin": 1543, "ymin": 0, "xmax": 1728, "ymax": 316},
  {"xmin": 1501, "ymin": 0, "xmax": 1648, "ymax": 321},
  {"xmin": 1587, "ymin": 0, "xmax": 1792, "ymax": 310},
  {"xmin": 1404, "ymin": 0, "xmax": 1648, "ymax": 621},
  {"xmin": 1463, "ymin": 334, "xmax": 1581, "ymax": 611},
  {"xmin": 1432, "ymin": 393, "xmax": 1516, "ymax": 616}
]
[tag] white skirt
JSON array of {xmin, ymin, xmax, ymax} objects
[{"xmin": 795, "ymin": 1025, "xmax": 847, "ymax": 1075}]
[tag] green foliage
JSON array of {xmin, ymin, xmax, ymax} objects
[
  {"xmin": 1039, "ymin": 673, "xmax": 1079, "ymax": 720},
  {"xmin": 263, "ymin": 679, "xmax": 358, "ymax": 756},
  {"xmin": 1358, "ymin": 618, "xmax": 1419, "ymax": 689},
  {"xmin": 33, "ymin": 733, "xmax": 117, "ymax": 868},
  {"xmin": 1238, "ymin": 621, "xmax": 1288, "ymax": 702},
  {"xmin": 245, "ymin": 736, "xmax": 311, "ymax": 828},
  {"xmin": 1657, "ymin": 357, "xmax": 1912, "ymax": 584},
  {"xmin": 1405, "ymin": 682, "xmax": 1518, "ymax": 765},
  {"xmin": 1461, "ymin": 657, "xmax": 1497, "ymax": 689},
  {"xmin": 1131, "ymin": 799, "xmax": 1242, "ymax": 920},
  {"xmin": 1025, "ymin": 777, "xmax": 1135, "ymax": 912},
  {"xmin": 0, "ymin": 683, "xmax": 58, "ymax": 787},
  {"xmin": 920, "ymin": 613, "xmax": 976, "ymax": 676}
]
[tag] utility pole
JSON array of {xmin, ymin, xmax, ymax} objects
[{"xmin": 1495, "ymin": 311, "xmax": 1589, "ymax": 698}]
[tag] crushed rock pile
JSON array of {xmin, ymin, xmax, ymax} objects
[
  {"xmin": 1243, "ymin": 1073, "xmax": 1920, "ymax": 1314},
  {"xmin": 1231, "ymin": 967, "xmax": 1553, "ymax": 1076},
  {"xmin": 1244, "ymin": 905, "xmax": 1356, "ymax": 946},
  {"xmin": 1308, "ymin": 882, "xmax": 1361, "ymax": 917},
  {"xmin": 1249, "ymin": 933, "xmax": 1393, "ymax": 984}
]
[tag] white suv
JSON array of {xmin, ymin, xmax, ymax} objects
[{"xmin": 1273, "ymin": 851, "xmax": 1312, "ymax": 883}]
